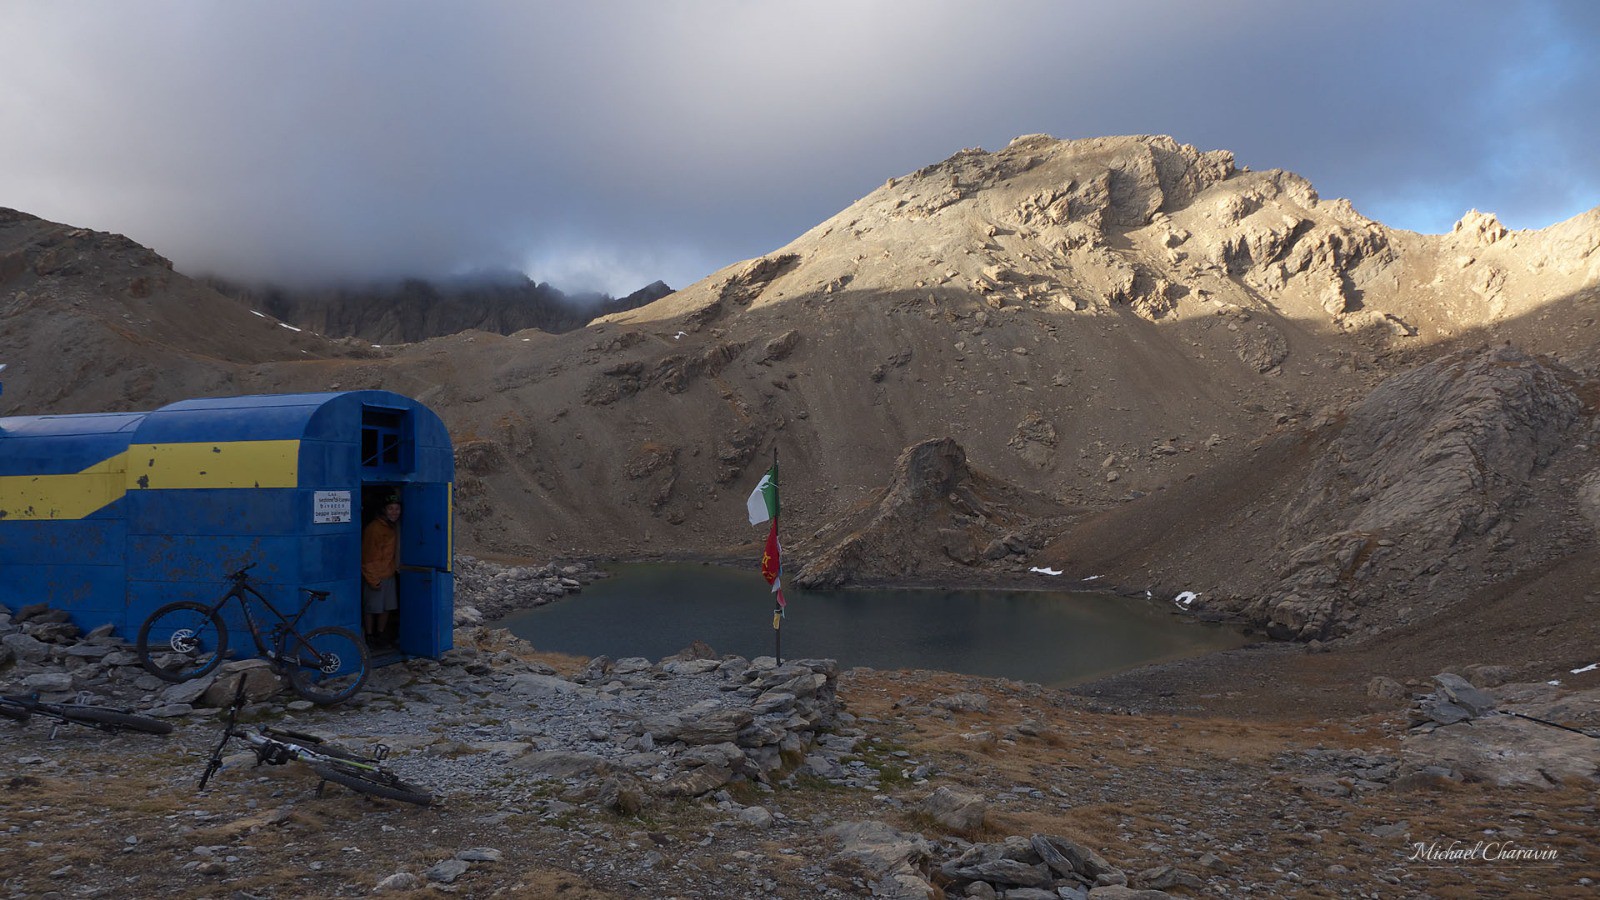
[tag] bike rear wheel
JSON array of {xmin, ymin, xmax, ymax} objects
[
  {"xmin": 58, "ymin": 706, "xmax": 174, "ymax": 735},
  {"xmin": 286, "ymin": 626, "xmax": 369, "ymax": 705},
  {"xmin": 0, "ymin": 698, "xmax": 29, "ymax": 721},
  {"xmin": 137, "ymin": 601, "xmax": 229, "ymax": 683},
  {"xmin": 310, "ymin": 761, "xmax": 432, "ymax": 806}
]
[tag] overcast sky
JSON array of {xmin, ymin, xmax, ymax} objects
[{"xmin": 1, "ymin": 1, "xmax": 1596, "ymax": 296}]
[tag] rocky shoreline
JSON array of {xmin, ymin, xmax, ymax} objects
[
  {"xmin": 6, "ymin": 575, "xmax": 1600, "ymax": 896},
  {"xmin": 451, "ymin": 554, "xmax": 608, "ymax": 624}
]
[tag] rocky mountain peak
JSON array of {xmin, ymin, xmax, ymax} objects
[{"xmin": 609, "ymin": 133, "xmax": 1594, "ymax": 369}]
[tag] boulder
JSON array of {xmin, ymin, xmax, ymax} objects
[
  {"xmin": 21, "ymin": 672, "xmax": 74, "ymax": 693},
  {"xmin": 1366, "ymin": 676, "xmax": 1407, "ymax": 700},
  {"xmin": 660, "ymin": 701, "xmax": 754, "ymax": 745},
  {"xmin": 660, "ymin": 765, "xmax": 733, "ymax": 797},
  {"xmin": 737, "ymin": 805, "xmax": 775, "ymax": 829},
  {"xmin": 374, "ymin": 872, "xmax": 422, "ymax": 892},
  {"xmin": 1433, "ymin": 673, "xmax": 1496, "ymax": 717},
  {"xmin": 425, "ymin": 859, "xmax": 469, "ymax": 884},
  {"xmin": 1461, "ymin": 664, "xmax": 1514, "ymax": 689},
  {"xmin": 511, "ymin": 751, "xmax": 610, "ymax": 779},
  {"xmin": 1401, "ymin": 715, "xmax": 1600, "ymax": 788},
  {"xmin": 2, "ymin": 633, "xmax": 48, "ymax": 663},
  {"xmin": 825, "ymin": 820, "xmax": 932, "ymax": 878},
  {"xmin": 919, "ymin": 785, "xmax": 988, "ymax": 832},
  {"xmin": 1032, "ymin": 834, "xmax": 1119, "ymax": 881},
  {"xmin": 163, "ymin": 675, "xmax": 218, "ymax": 705},
  {"xmin": 1136, "ymin": 866, "xmax": 1205, "ymax": 891},
  {"xmin": 198, "ymin": 661, "xmax": 281, "ymax": 706},
  {"xmin": 1086, "ymin": 887, "xmax": 1174, "ymax": 899},
  {"xmin": 946, "ymin": 858, "xmax": 1053, "ymax": 888},
  {"xmin": 506, "ymin": 672, "xmax": 593, "ymax": 700}
]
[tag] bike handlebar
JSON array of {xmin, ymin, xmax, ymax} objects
[{"xmin": 227, "ymin": 563, "xmax": 259, "ymax": 581}]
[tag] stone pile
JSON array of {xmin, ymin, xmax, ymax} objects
[
  {"xmin": 1408, "ymin": 672, "xmax": 1497, "ymax": 730},
  {"xmin": 0, "ymin": 602, "xmax": 148, "ymax": 704},
  {"xmin": 3, "ymin": 599, "xmax": 857, "ymax": 805},
  {"xmin": 825, "ymin": 820, "xmax": 1189, "ymax": 900},
  {"xmin": 334, "ymin": 636, "xmax": 854, "ymax": 805},
  {"xmin": 4, "ymin": 588, "xmax": 866, "ymax": 806},
  {"xmin": 451, "ymin": 555, "xmax": 602, "ymax": 622}
]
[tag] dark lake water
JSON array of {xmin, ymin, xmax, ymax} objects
[{"xmin": 497, "ymin": 563, "xmax": 1252, "ymax": 687}]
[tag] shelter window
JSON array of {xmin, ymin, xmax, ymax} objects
[{"xmin": 361, "ymin": 408, "xmax": 409, "ymax": 471}]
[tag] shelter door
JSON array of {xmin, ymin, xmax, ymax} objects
[{"xmin": 396, "ymin": 482, "xmax": 451, "ymax": 657}]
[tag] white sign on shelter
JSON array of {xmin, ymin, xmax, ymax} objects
[{"xmin": 313, "ymin": 490, "xmax": 353, "ymax": 524}]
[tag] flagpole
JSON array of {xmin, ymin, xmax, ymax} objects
[{"xmin": 772, "ymin": 444, "xmax": 782, "ymax": 666}]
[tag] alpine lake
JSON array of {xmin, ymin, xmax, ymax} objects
[{"xmin": 497, "ymin": 563, "xmax": 1254, "ymax": 687}]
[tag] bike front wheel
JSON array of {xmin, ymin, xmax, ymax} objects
[
  {"xmin": 310, "ymin": 761, "xmax": 433, "ymax": 806},
  {"xmin": 59, "ymin": 705, "xmax": 174, "ymax": 735},
  {"xmin": 286, "ymin": 627, "xmax": 369, "ymax": 705},
  {"xmin": 137, "ymin": 601, "xmax": 229, "ymax": 683}
]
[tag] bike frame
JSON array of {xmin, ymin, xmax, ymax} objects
[
  {"xmin": 236, "ymin": 728, "xmax": 387, "ymax": 775},
  {"xmin": 203, "ymin": 572, "xmax": 325, "ymax": 664}
]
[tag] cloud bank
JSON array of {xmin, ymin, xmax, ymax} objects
[{"xmin": 1, "ymin": 1, "xmax": 1596, "ymax": 295}]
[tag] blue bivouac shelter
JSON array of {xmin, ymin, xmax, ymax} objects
[{"xmin": 0, "ymin": 391, "xmax": 455, "ymax": 660}]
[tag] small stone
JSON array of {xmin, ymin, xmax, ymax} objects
[
  {"xmin": 22, "ymin": 673, "xmax": 74, "ymax": 693},
  {"xmin": 738, "ymin": 806, "xmax": 775, "ymax": 830},
  {"xmin": 1366, "ymin": 676, "xmax": 1406, "ymax": 700},
  {"xmin": 425, "ymin": 858, "xmax": 470, "ymax": 884},
  {"xmin": 374, "ymin": 872, "xmax": 422, "ymax": 892},
  {"xmin": 1137, "ymin": 865, "xmax": 1204, "ymax": 891},
  {"xmin": 162, "ymin": 676, "xmax": 216, "ymax": 705},
  {"xmin": 455, "ymin": 848, "xmax": 502, "ymax": 863}
]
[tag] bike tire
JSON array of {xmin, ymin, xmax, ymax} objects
[
  {"xmin": 137, "ymin": 601, "xmax": 229, "ymax": 683},
  {"xmin": 0, "ymin": 699, "xmax": 29, "ymax": 722},
  {"xmin": 58, "ymin": 706, "xmax": 174, "ymax": 735},
  {"xmin": 310, "ymin": 762, "xmax": 432, "ymax": 806},
  {"xmin": 286, "ymin": 626, "xmax": 369, "ymax": 706}
]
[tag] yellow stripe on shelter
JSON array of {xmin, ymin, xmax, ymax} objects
[
  {"xmin": 127, "ymin": 440, "xmax": 300, "ymax": 490},
  {"xmin": 0, "ymin": 451, "xmax": 130, "ymax": 520}
]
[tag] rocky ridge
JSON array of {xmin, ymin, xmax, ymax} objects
[
  {"xmin": 1028, "ymin": 341, "xmax": 1600, "ymax": 645},
  {"xmin": 207, "ymin": 276, "xmax": 674, "ymax": 345},
  {"xmin": 797, "ymin": 437, "xmax": 1071, "ymax": 587}
]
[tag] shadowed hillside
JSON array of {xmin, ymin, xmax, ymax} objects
[{"xmin": 2, "ymin": 135, "xmax": 1597, "ymax": 656}]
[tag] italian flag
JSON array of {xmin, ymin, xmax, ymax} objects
[
  {"xmin": 746, "ymin": 463, "xmax": 779, "ymax": 525},
  {"xmin": 748, "ymin": 463, "xmax": 786, "ymax": 608}
]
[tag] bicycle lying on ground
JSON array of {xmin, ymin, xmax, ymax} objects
[
  {"xmin": 0, "ymin": 692, "xmax": 173, "ymax": 737},
  {"xmin": 135, "ymin": 562, "xmax": 370, "ymax": 705},
  {"xmin": 198, "ymin": 681, "xmax": 431, "ymax": 806}
]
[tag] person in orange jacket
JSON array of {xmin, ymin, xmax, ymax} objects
[{"xmin": 362, "ymin": 496, "xmax": 401, "ymax": 646}]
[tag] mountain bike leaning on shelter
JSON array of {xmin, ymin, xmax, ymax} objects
[{"xmin": 135, "ymin": 563, "xmax": 370, "ymax": 705}]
